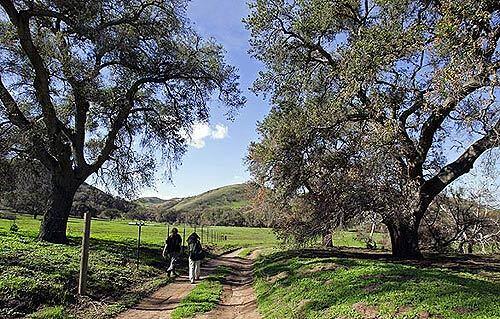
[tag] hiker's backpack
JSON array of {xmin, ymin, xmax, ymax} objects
[{"xmin": 189, "ymin": 240, "xmax": 205, "ymax": 261}]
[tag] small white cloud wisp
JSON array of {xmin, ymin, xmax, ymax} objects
[{"xmin": 183, "ymin": 122, "xmax": 229, "ymax": 149}]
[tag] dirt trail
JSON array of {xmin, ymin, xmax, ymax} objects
[
  {"xmin": 116, "ymin": 248, "xmax": 261, "ymax": 319},
  {"xmin": 114, "ymin": 274, "xmax": 193, "ymax": 319},
  {"xmin": 195, "ymin": 248, "xmax": 261, "ymax": 319}
]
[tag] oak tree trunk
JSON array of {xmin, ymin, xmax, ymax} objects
[
  {"xmin": 387, "ymin": 221, "xmax": 422, "ymax": 258},
  {"xmin": 38, "ymin": 174, "xmax": 78, "ymax": 244}
]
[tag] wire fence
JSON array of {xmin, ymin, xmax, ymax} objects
[{"xmin": 165, "ymin": 224, "xmax": 228, "ymax": 246}]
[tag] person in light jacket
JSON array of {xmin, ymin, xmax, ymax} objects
[{"xmin": 187, "ymin": 232, "xmax": 204, "ymax": 284}]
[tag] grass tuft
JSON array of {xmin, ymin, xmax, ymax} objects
[{"xmin": 28, "ymin": 306, "xmax": 72, "ymax": 319}]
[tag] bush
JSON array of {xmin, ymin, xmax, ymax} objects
[{"xmin": 98, "ymin": 209, "xmax": 123, "ymax": 220}]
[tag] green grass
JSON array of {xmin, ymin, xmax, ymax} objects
[
  {"xmin": 0, "ymin": 214, "xmax": 278, "ymax": 249},
  {"xmin": 254, "ymin": 250, "xmax": 500, "ymax": 319},
  {"xmin": 0, "ymin": 227, "xmax": 170, "ymax": 318},
  {"xmin": 333, "ymin": 231, "xmax": 387, "ymax": 249},
  {"xmin": 0, "ymin": 213, "xmax": 276, "ymax": 318},
  {"xmin": 238, "ymin": 247, "xmax": 253, "ymax": 258},
  {"xmin": 170, "ymin": 266, "xmax": 229, "ymax": 319},
  {"xmin": 28, "ymin": 306, "xmax": 71, "ymax": 319}
]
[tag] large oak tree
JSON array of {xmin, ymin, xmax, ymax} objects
[
  {"xmin": 246, "ymin": 0, "xmax": 499, "ymax": 257},
  {"xmin": 0, "ymin": 0, "xmax": 244, "ymax": 243}
]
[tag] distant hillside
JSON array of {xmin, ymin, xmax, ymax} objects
[
  {"xmin": 71, "ymin": 183, "xmax": 135, "ymax": 218},
  {"xmin": 167, "ymin": 183, "xmax": 251, "ymax": 212},
  {"xmin": 134, "ymin": 197, "xmax": 169, "ymax": 206},
  {"xmin": 73, "ymin": 182, "xmax": 263, "ymax": 226},
  {"xmin": 147, "ymin": 183, "xmax": 263, "ymax": 227}
]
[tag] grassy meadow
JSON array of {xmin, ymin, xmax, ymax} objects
[{"xmin": 0, "ymin": 213, "xmax": 278, "ymax": 248}]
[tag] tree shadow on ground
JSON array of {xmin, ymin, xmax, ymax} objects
[{"xmin": 258, "ymin": 247, "xmax": 500, "ymax": 274}]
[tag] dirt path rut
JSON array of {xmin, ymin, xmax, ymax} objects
[
  {"xmin": 114, "ymin": 275, "xmax": 193, "ymax": 319},
  {"xmin": 116, "ymin": 248, "xmax": 261, "ymax": 319},
  {"xmin": 195, "ymin": 248, "xmax": 261, "ymax": 319}
]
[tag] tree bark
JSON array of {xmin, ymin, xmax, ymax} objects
[
  {"xmin": 467, "ymin": 242, "xmax": 473, "ymax": 254},
  {"xmin": 323, "ymin": 230, "xmax": 333, "ymax": 248},
  {"xmin": 386, "ymin": 220, "xmax": 422, "ymax": 259},
  {"xmin": 38, "ymin": 174, "xmax": 78, "ymax": 244}
]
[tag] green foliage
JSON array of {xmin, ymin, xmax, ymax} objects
[
  {"xmin": 0, "ymin": 213, "xmax": 278, "ymax": 248},
  {"xmin": 0, "ymin": 213, "xmax": 277, "ymax": 317},
  {"xmin": 170, "ymin": 280, "xmax": 223, "ymax": 319},
  {"xmin": 1, "ymin": 0, "xmax": 245, "ymax": 197},
  {"xmin": 72, "ymin": 184, "xmax": 133, "ymax": 218},
  {"xmin": 9, "ymin": 222, "xmax": 18, "ymax": 232},
  {"xmin": 0, "ymin": 227, "xmax": 168, "ymax": 318},
  {"xmin": 238, "ymin": 248, "xmax": 253, "ymax": 257},
  {"xmin": 1, "ymin": 0, "xmax": 245, "ymax": 243},
  {"xmin": 254, "ymin": 250, "xmax": 500, "ymax": 319}
]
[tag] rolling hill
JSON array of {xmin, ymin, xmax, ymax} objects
[
  {"xmin": 134, "ymin": 197, "xmax": 169, "ymax": 206},
  {"xmin": 134, "ymin": 183, "xmax": 263, "ymax": 226},
  {"xmin": 165, "ymin": 183, "xmax": 252, "ymax": 212}
]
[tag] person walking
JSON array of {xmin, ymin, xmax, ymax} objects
[
  {"xmin": 187, "ymin": 232, "xmax": 204, "ymax": 284},
  {"xmin": 162, "ymin": 227, "xmax": 182, "ymax": 277}
]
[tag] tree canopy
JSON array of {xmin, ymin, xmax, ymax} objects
[
  {"xmin": 0, "ymin": 0, "xmax": 245, "ymax": 242},
  {"xmin": 246, "ymin": 0, "xmax": 499, "ymax": 257}
]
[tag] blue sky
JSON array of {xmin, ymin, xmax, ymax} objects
[
  {"xmin": 140, "ymin": 0, "xmax": 269, "ymax": 199},
  {"xmin": 137, "ymin": 0, "xmax": 499, "ymax": 201}
]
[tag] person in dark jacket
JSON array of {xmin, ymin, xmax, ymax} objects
[
  {"xmin": 162, "ymin": 228, "xmax": 182, "ymax": 277},
  {"xmin": 187, "ymin": 232, "xmax": 204, "ymax": 284}
]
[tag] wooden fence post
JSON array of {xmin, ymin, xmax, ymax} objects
[
  {"xmin": 78, "ymin": 212, "xmax": 92, "ymax": 296},
  {"xmin": 183, "ymin": 226, "xmax": 186, "ymax": 252}
]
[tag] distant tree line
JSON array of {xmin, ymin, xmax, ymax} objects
[
  {"xmin": 129, "ymin": 203, "xmax": 267, "ymax": 227},
  {"xmin": 0, "ymin": 159, "xmax": 135, "ymax": 219}
]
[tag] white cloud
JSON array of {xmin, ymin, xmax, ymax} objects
[
  {"xmin": 184, "ymin": 122, "xmax": 229, "ymax": 149},
  {"xmin": 211, "ymin": 124, "xmax": 229, "ymax": 139}
]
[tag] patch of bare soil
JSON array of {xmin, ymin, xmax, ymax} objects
[
  {"xmin": 362, "ymin": 282, "xmax": 382, "ymax": 293},
  {"xmin": 394, "ymin": 306, "xmax": 412, "ymax": 317},
  {"xmin": 195, "ymin": 248, "xmax": 261, "ymax": 319},
  {"xmin": 453, "ymin": 307, "xmax": 474, "ymax": 315},
  {"xmin": 300, "ymin": 263, "xmax": 341, "ymax": 275},
  {"xmin": 267, "ymin": 271, "xmax": 289, "ymax": 284},
  {"xmin": 418, "ymin": 311, "xmax": 444, "ymax": 319},
  {"xmin": 353, "ymin": 302, "xmax": 380, "ymax": 319},
  {"xmin": 114, "ymin": 276, "xmax": 194, "ymax": 319}
]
